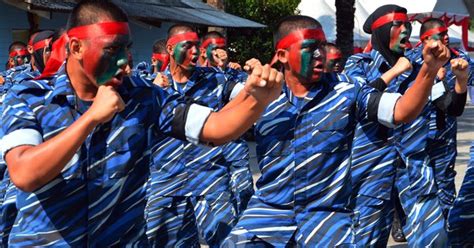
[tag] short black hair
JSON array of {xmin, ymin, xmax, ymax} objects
[
  {"xmin": 201, "ymin": 31, "xmax": 225, "ymax": 42},
  {"xmin": 152, "ymin": 39, "xmax": 167, "ymax": 54},
  {"xmin": 420, "ymin": 18, "xmax": 445, "ymax": 37},
  {"xmin": 274, "ymin": 15, "xmax": 322, "ymax": 49},
  {"xmin": 167, "ymin": 23, "xmax": 196, "ymax": 41},
  {"xmin": 67, "ymin": 0, "xmax": 128, "ymax": 30},
  {"xmin": 8, "ymin": 41, "xmax": 27, "ymax": 53}
]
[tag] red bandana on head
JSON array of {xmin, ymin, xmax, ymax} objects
[
  {"xmin": 420, "ymin": 26, "xmax": 448, "ymax": 41},
  {"xmin": 371, "ymin": 12, "xmax": 408, "ymax": 31},
  {"xmin": 32, "ymin": 38, "xmax": 52, "ymax": 52},
  {"xmin": 9, "ymin": 49, "xmax": 28, "ymax": 58},
  {"xmin": 152, "ymin": 53, "xmax": 170, "ymax": 71},
  {"xmin": 200, "ymin": 38, "xmax": 226, "ymax": 49},
  {"xmin": 37, "ymin": 21, "xmax": 130, "ymax": 79},
  {"xmin": 166, "ymin": 32, "xmax": 199, "ymax": 47}
]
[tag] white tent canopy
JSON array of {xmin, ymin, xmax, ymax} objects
[
  {"xmin": 297, "ymin": 0, "xmax": 370, "ymax": 46},
  {"xmin": 298, "ymin": 0, "xmax": 474, "ymax": 50}
]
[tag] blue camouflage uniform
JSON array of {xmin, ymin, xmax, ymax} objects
[
  {"xmin": 446, "ymin": 51, "xmax": 474, "ymax": 247},
  {"xmin": 134, "ymin": 61, "xmax": 154, "ymax": 77},
  {"xmin": 219, "ymin": 66, "xmax": 254, "ymax": 215},
  {"xmin": 223, "ymin": 72, "xmax": 402, "ymax": 247},
  {"xmin": 406, "ymin": 46, "xmax": 472, "ymax": 218},
  {"xmin": 1, "ymin": 63, "xmax": 213, "ymax": 247},
  {"xmin": 0, "ymin": 65, "xmax": 39, "ymax": 246},
  {"xmin": 2, "ymin": 64, "xmax": 33, "ymax": 94},
  {"xmin": 145, "ymin": 66, "xmax": 247, "ymax": 247},
  {"xmin": 345, "ymin": 49, "xmax": 447, "ymax": 247}
]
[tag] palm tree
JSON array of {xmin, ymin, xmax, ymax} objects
[{"xmin": 335, "ymin": 0, "xmax": 355, "ymax": 65}]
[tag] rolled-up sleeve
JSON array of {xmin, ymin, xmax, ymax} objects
[
  {"xmin": 355, "ymin": 78, "xmax": 401, "ymax": 128},
  {"xmin": 1, "ymin": 128, "xmax": 43, "ymax": 155},
  {"xmin": 1, "ymin": 88, "xmax": 43, "ymax": 158},
  {"xmin": 155, "ymin": 88, "xmax": 213, "ymax": 145},
  {"xmin": 376, "ymin": 92, "xmax": 402, "ymax": 128}
]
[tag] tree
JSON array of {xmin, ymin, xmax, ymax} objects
[
  {"xmin": 335, "ymin": 0, "xmax": 355, "ymax": 65},
  {"xmin": 225, "ymin": 0, "xmax": 300, "ymax": 64}
]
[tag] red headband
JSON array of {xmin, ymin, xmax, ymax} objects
[
  {"xmin": 420, "ymin": 26, "xmax": 448, "ymax": 41},
  {"xmin": 371, "ymin": 12, "xmax": 408, "ymax": 31},
  {"xmin": 67, "ymin": 21, "xmax": 130, "ymax": 39},
  {"xmin": 37, "ymin": 21, "xmax": 130, "ymax": 79},
  {"xmin": 201, "ymin": 38, "xmax": 226, "ymax": 49},
  {"xmin": 9, "ymin": 49, "xmax": 28, "ymax": 58},
  {"xmin": 276, "ymin": 28, "xmax": 326, "ymax": 50},
  {"xmin": 167, "ymin": 32, "xmax": 199, "ymax": 47},
  {"xmin": 152, "ymin": 53, "xmax": 170, "ymax": 71},
  {"xmin": 326, "ymin": 52, "xmax": 342, "ymax": 60},
  {"xmin": 33, "ymin": 38, "xmax": 52, "ymax": 52}
]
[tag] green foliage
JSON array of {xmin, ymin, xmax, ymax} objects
[
  {"xmin": 225, "ymin": 0, "xmax": 300, "ymax": 64},
  {"xmin": 471, "ymin": 18, "xmax": 474, "ymax": 31}
]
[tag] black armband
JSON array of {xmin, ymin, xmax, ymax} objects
[{"xmin": 369, "ymin": 78, "xmax": 387, "ymax": 91}]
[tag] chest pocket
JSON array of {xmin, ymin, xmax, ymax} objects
[
  {"xmin": 309, "ymin": 110, "xmax": 350, "ymax": 153},
  {"xmin": 105, "ymin": 124, "xmax": 148, "ymax": 179}
]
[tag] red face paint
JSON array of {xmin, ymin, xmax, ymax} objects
[
  {"xmin": 152, "ymin": 53, "xmax": 170, "ymax": 72},
  {"xmin": 167, "ymin": 32, "xmax": 200, "ymax": 71},
  {"xmin": 39, "ymin": 22, "xmax": 130, "ymax": 85},
  {"xmin": 325, "ymin": 50, "xmax": 343, "ymax": 73},
  {"xmin": 420, "ymin": 26, "xmax": 449, "ymax": 45},
  {"xmin": 200, "ymin": 38, "xmax": 226, "ymax": 50},
  {"xmin": 276, "ymin": 29, "xmax": 326, "ymax": 82},
  {"xmin": 201, "ymin": 38, "xmax": 227, "ymax": 67},
  {"xmin": 389, "ymin": 22, "xmax": 410, "ymax": 53}
]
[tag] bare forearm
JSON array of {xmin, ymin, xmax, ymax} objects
[
  {"xmin": 201, "ymin": 93, "xmax": 264, "ymax": 145},
  {"xmin": 454, "ymin": 78, "xmax": 468, "ymax": 94},
  {"xmin": 6, "ymin": 113, "xmax": 98, "ymax": 192},
  {"xmin": 380, "ymin": 69, "xmax": 401, "ymax": 86},
  {"xmin": 394, "ymin": 64, "xmax": 436, "ymax": 123},
  {"xmin": 221, "ymin": 88, "xmax": 247, "ymax": 111}
]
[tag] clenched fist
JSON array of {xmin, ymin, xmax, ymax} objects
[
  {"xmin": 450, "ymin": 58, "xmax": 469, "ymax": 82},
  {"xmin": 153, "ymin": 72, "xmax": 170, "ymax": 88},
  {"xmin": 87, "ymin": 85, "xmax": 125, "ymax": 124},
  {"xmin": 423, "ymin": 40, "xmax": 450, "ymax": 72},
  {"xmin": 243, "ymin": 58, "xmax": 284, "ymax": 106},
  {"xmin": 393, "ymin": 57, "xmax": 412, "ymax": 75}
]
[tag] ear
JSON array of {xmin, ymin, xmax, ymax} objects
[
  {"xmin": 276, "ymin": 49, "xmax": 288, "ymax": 64},
  {"xmin": 27, "ymin": 45, "xmax": 34, "ymax": 54},
  {"xmin": 199, "ymin": 47, "xmax": 206, "ymax": 58},
  {"xmin": 68, "ymin": 37, "xmax": 84, "ymax": 60},
  {"xmin": 166, "ymin": 44, "xmax": 174, "ymax": 56}
]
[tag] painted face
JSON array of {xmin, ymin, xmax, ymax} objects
[
  {"xmin": 389, "ymin": 21, "xmax": 411, "ymax": 54},
  {"xmin": 82, "ymin": 34, "xmax": 131, "ymax": 86},
  {"xmin": 206, "ymin": 44, "xmax": 227, "ymax": 67},
  {"xmin": 152, "ymin": 53, "xmax": 169, "ymax": 72},
  {"xmin": 10, "ymin": 49, "xmax": 29, "ymax": 67},
  {"xmin": 287, "ymin": 39, "xmax": 326, "ymax": 83},
  {"xmin": 172, "ymin": 40, "xmax": 199, "ymax": 71},
  {"xmin": 324, "ymin": 47, "xmax": 342, "ymax": 73},
  {"xmin": 424, "ymin": 26, "xmax": 449, "ymax": 46}
]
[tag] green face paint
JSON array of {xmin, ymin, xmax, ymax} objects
[
  {"xmin": 82, "ymin": 34, "xmax": 131, "ymax": 86},
  {"xmin": 173, "ymin": 41, "xmax": 199, "ymax": 71},
  {"xmin": 288, "ymin": 39, "xmax": 324, "ymax": 82}
]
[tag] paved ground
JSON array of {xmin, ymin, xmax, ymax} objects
[{"xmin": 246, "ymin": 103, "xmax": 474, "ymax": 247}]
